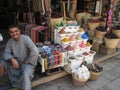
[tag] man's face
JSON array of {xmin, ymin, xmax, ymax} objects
[{"xmin": 9, "ymin": 27, "xmax": 21, "ymax": 40}]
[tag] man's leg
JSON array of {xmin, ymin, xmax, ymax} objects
[
  {"xmin": 0, "ymin": 63, "xmax": 5, "ymax": 79},
  {"xmin": 22, "ymin": 64, "xmax": 35, "ymax": 90}
]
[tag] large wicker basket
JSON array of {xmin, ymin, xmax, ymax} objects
[
  {"xmin": 91, "ymin": 15, "xmax": 102, "ymax": 20},
  {"xmin": 112, "ymin": 30, "xmax": 120, "ymax": 38},
  {"xmin": 104, "ymin": 37, "xmax": 120, "ymax": 49},
  {"xmin": 88, "ymin": 22, "xmax": 100, "ymax": 30},
  {"xmin": 90, "ymin": 71, "xmax": 101, "ymax": 80},
  {"xmin": 76, "ymin": 12, "xmax": 86, "ymax": 21},
  {"xmin": 72, "ymin": 74, "xmax": 89, "ymax": 86},
  {"xmin": 95, "ymin": 30, "xmax": 106, "ymax": 39}
]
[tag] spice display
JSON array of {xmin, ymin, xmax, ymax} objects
[
  {"xmin": 61, "ymin": 38, "xmax": 69, "ymax": 42},
  {"xmin": 89, "ymin": 51, "xmax": 96, "ymax": 55},
  {"xmin": 65, "ymin": 45, "xmax": 74, "ymax": 51},
  {"xmin": 76, "ymin": 35, "xmax": 82, "ymax": 40},
  {"xmin": 79, "ymin": 41, "xmax": 86, "ymax": 48},
  {"xmin": 69, "ymin": 35, "xmax": 76, "ymax": 41},
  {"xmin": 59, "ymin": 29, "xmax": 67, "ymax": 34},
  {"xmin": 82, "ymin": 52, "xmax": 89, "ymax": 55},
  {"xmin": 78, "ymin": 28, "xmax": 85, "ymax": 32},
  {"xmin": 73, "ymin": 44, "xmax": 80, "ymax": 51},
  {"xmin": 69, "ymin": 56, "xmax": 77, "ymax": 62},
  {"xmin": 86, "ymin": 42, "xmax": 92, "ymax": 46}
]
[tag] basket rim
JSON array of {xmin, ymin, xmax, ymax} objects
[{"xmin": 72, "ymin": 74, "xmax": 89, "ymax": 81}]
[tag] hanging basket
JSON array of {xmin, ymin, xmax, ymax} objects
[
  {"xmin": 104, "ymin": 37, "xmax": 120, "ymax": 49},
  {"xmin": 112, "ymin": 30, "xmax": 120, "ymax": 38},
  {"xmin": 72, "ymin": 74, "xmax": 89, "ymax": 86},
  {"xmin": 90, "ymin": 71, "xmax": 101, "ymax": 80}
]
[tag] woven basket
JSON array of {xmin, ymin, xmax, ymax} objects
[
  {"xmin": 95, "ymin": 30, "xmax": 106, "ymax": 39},
  {"xmin": 50, "ymin": 17, "xmax": 63, "ymax": 32},
  {"xmin": 91, "ymin": 15, "xmax": 102, "ymax": 20},
  {"xmin": 100, "ymin": 21, "xmax": 106, "ymax": 27},
  {"xmin": 104, "ymin": 37, "xmax": 120, "ymax": 49},
  {"xmin": 72, "ymin": 74, "xmax": 89, "ymax": 86},
  {"xmin": 112, "ymin": 30, "xmax": 120, "ymax": 38},
  {"xmin": 90, "ymin": 71, "xmax": 101, "ymax": 80},
  {"xmin": 69, "ymin": 10, "xmax": 75, "ymax": 19},
  {"xmin": 88, "ymin": 22, "xmax": 100, "ymax": 30},
  {"xmin": 76, "ymin": 12, "xmax": 86, "ymax": 21}
]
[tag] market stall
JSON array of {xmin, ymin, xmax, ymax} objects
[{"xmin": 1, "ymin": 0, "xmax": 120, "ymax": 89}]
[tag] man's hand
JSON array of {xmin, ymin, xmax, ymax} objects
[
  {"xmin": 10, "ymin": 58, "xmax": 19, "ymax": 69},
  {"xmin": 24, "ymin": 60, "xmax": 29, "ymax": 64}
]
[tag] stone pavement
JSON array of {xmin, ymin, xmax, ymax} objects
[{"xmin": 32, "ymin": 55, "xmax": 120, "ymax": 90}]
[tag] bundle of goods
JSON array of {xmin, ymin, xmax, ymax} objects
[
  {"xmin": 87, "ymin": 63, "xmax": 103, "ymax": 80},
  {"xmin": 72, "ymin": 65, "xmax": 90, "ymax": 86},
  {"xmin": 36, "ymin": 43, "xmax": 65, "ymax": 72}
]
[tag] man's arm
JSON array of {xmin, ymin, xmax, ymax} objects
[
  {"xmin": 24, "ymin": 36, "xmax": 39, "ymax": 65},
  {"xmin": 3, "ymin": 40, "xmax": 14, "ymax": 61},
  {"xmin": 3, "ymin": 40, "xmax": 19, "ymax": 68}
]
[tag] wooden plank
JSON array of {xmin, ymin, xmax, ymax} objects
[{"xmin": 10, "ymin": 71, "xmax": 68, "ymax": 90}]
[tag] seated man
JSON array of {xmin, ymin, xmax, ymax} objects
[{"xmin": 0, "ymin": 25, "xmax": 39, "ymax": 90}]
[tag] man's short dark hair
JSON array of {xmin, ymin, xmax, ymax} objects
[{"xmin": 8, "ymin": 24, "xmax": 20, "ymax": 30}]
